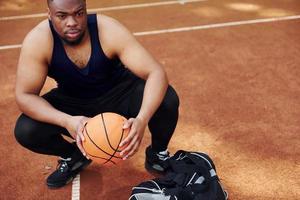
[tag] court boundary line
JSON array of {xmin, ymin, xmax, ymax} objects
[
  {"xmin": 0, "ymin": 44, "xmax": 22, "ymax": 50},
  {"xmin": 133, "ymin": 15, "xmax": 300, "ymax": 36},
  {"xmin": 72, "ymin": 174, "xmax": 80, "ymax": 200},
  {"xmin": 0, "ymin": 0, "xmax": 207, "ymax": 21},
  {"xmin": 1, "ymin": 15, "xmax": 300, "ymax": 51}
]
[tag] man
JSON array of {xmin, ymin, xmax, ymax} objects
[{"xmin": 14, "ymin": 0, "xmax": 179, "ymax": 188}]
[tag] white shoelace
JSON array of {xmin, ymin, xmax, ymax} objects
[
  {"xmin": 157, "ymin": 150, "xmax": 170, "ymax": 161},
  {"xmin": 58, "ymin": 157, "xmax": 72, "ymax": 172}
]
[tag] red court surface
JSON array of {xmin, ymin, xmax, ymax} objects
[{"xmin": 0, "ymin": 0, "xmax": 299, "ymax": 199}]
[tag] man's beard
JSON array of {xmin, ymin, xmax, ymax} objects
[{"xmin": 61, "ymin": 31, "xmax": 85, "ymax": 46}]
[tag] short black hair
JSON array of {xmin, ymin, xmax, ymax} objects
[{"xmin": 47, "ymin": 0, "xmax": 86, "ymax": 7}]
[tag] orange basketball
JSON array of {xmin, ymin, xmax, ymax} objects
[{"xmin": 82, "ymin": 112, "xmax": 129, "ymax": 165}]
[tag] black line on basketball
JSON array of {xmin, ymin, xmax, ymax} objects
[
  {"xmin": 103, "ymin": 125, "xmax": 124, "ymax": 164},
  {"xmin": 84, "ymin": 122, "xmax": 121, "ymax": 159},
  {"xmin": 100, "ymin": 113, "xmax": 125, "ymax": 158},
  {"xmin": 102, "ymin": 128, "xmax": 125, "ymax": 164},
  {"xmin": 101, "ymin": 113, "xmax": 126, "ymax": 154},
  {"xmin": 100, "ymin": 113, "xmax": 127, "ymax": 164},
  {"xmin": 101, "ymin": 113, "xmax": 126, "ymax": 153},
  {"xmin": 87, "ymin": 153, "xmax": 117, "ymax": 165},
  {"xmin": 101, "ymin": 113, "xmax": 119, "ymax": 152},
  {"xmin": 115, "ymin": 129, "xmax": 125, "ymax": 153}
]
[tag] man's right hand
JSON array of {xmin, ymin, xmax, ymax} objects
[{"xmin": 65, "ymin": 116, "xmax": 90, "ymax": 158}]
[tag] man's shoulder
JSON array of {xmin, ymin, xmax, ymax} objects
[
  {"xmin": 35, "ymin": 19, "xmax": 50, "ymax": 30},
  {"xmin": 94, "ymin": 14, "xmax": 135, "ymax": 48},
  {"xmin": 95, "ymin": 14, "xmax": 132, "ymax": 39},
  {"xmin": 21, "ymin": 19, "xmax": 53, "ymax": 59},
  {"xmin": 95, "ymin": 14, "xmax": 113, "ymax": 23},
  {"xmin": 23, "ymin": 19, "xmax": 52, "ymax": 46},
  {"xmin": 95, "ymin": 14, "xmax": 123, "ymax": 30}
]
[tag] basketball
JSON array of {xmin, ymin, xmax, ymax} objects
[{"xmin": 82, "ymin": 112, "xmax": 129, "ymax": 165}]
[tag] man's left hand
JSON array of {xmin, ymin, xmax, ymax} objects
[{"xmin": 119, "ymin": 117, "xmax": 147, "ymax": 159}]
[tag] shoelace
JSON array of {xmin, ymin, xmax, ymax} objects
[
  {"xmin": 157, "ymin": 150, "xmax": 170, "ymax": 161},
  {"xmin": 57, "ymin": 157, "xmax": 72, "ymax": 173}
]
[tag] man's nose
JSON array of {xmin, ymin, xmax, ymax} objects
[{"xmin": 66, "ymin": 16, "xmax": 78, "ymax": 27}]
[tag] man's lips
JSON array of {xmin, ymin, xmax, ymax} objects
[{"xmin": 65, "ymin": 30, "xmax": 80, "ymax": 39}]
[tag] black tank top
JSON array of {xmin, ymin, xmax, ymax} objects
[{"xmin": 48, "ymin": 14, "xmax": 129, "ymax": 99}]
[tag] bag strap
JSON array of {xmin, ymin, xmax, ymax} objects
[
  {"xmin": 171, "ymin": 150, "xmax": 215, "ymax": 170},
  {"xmin": 186, "ymin": 152, "xmax": 215, "ymax": 170},
  {"xmin": 169, "ymin": 160, "xmax": 211, "ymax": 180},
  {"xmin": 169, "ymin": 151, "xmax": 217, "ymax": 181}
]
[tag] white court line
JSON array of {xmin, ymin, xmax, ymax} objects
[
  {"xmin": 133, "ymin": 15, "xmax": 300, "ymax": 36},
  {"xmin": 0, "ymin": 44, "xmax": 22, "ymax": 50},
  {"xmin": 0, "ymin": 0, "xmax": 207, "ymax": 21},
  {"xmin": 1, "ymin": 15, "xmax": 300, "ymax": 51},
  {"xmin": 72, "ymin": 174, "xmax": 80, "ymax": 200}
]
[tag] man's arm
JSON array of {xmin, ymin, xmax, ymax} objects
[
  {"xmin": 98, "ymin": 15, "xmax": 169, "ymax": 158},
  {"xmin": 15, "ymin": 22, "xmax": 88, "ymax": 156},
  {"xmin": 15, "ymin": 23, "xmax": 69, "ymax": 127}
]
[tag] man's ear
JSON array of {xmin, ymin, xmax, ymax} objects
[{"xmin": 47, "ymin": 8, "xmax": 51, "ymax": 20}]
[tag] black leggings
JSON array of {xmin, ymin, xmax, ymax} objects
[{"xmin": 14, "ymin": 76, "xmax": 179, "ymax": 158}]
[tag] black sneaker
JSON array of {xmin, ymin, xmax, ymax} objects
[
  {"xmin": 145, "ymin": 145, "xmax": 171, "ymax": 174},
  {"xmin": 46, "ymin": 153, "xmax": 91, "ymax": 188}
]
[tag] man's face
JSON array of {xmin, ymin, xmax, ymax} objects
[{"xmin": 48, "ymin": 0, "xmax": 87, "ymax": 45}]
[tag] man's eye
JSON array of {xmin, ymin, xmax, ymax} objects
[
  {"xmin": 77, "ymin": 11, "xmax": 84, "ymax": 16},
  {"xmin": 57, "ymin": 15, "xmax": 66, "ymax": 19}
]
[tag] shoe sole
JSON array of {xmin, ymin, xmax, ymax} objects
[
  {"xmin": 47, "ymin": 177, "xmax": 74, "ymax": 189},
  {"xmin": 47, "ymin": 159, "xmax": 92, "ymax": 189},
  {"xmin": 144, "ymin": 160, "xmax": 167, "ymax": 176}
]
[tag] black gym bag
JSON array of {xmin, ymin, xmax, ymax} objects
[{"xmin": 129, "ymin": 150, "xmax": 228, "ymax": 200}]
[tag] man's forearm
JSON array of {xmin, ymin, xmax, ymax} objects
[
  {"xmin": 16, "ymin": 93, "xmax": 70, "ymax": 128},
  {"xmin": 136, "ymin": 69, "xmax": 168, "ymax": 123}
]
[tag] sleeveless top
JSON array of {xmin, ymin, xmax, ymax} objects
[{"xmin": 48, "ymin": 14, "xmax": 130, "ymax": 99}]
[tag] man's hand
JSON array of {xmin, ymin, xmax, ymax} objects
[
  {"xmin": 65, "ymin": 116, "xmax": 90, "ymax": 158},
  {"xmin": 119, "ymin": 117, "xmax": 147, "ymax": 160}
]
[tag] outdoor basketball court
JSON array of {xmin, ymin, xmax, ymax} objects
[{"xmin": 0, "ymin": 0, "xmax": 299, "ymax": 199}]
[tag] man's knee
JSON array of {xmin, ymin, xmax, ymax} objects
[
  {"xmin": 162, "ymin": 85, "xmax": 180, "ymax": 112},
  {"xmin": 14, "ymin": 114, "xmax": 41, "ymax": 148},
  {"xmin": 131, "ymin": 82, "xmax": 179, "ymax": 116}
]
